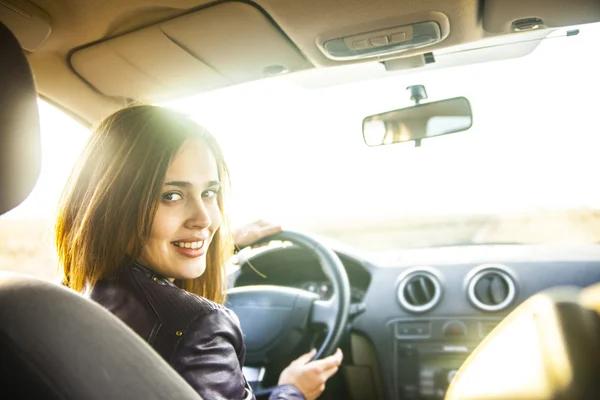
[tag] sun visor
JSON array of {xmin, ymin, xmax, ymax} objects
[
  {"xmin": 70, "ymin": 2, "xmax": 308, "ymax": 102},
  {"xmin": 482, "ymin": 0, "xmax": 600, "ymax": 34},
  {"xmin": 0, "ymin": 0, "xmax": 52, "ymax": 52}
]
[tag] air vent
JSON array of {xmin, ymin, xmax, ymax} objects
[
  {"xmin": 467, "ymin": 265, "xmax": 517, "ymax": 312},
  {"xmin": 397, "ymin": 268, "xmax": 442, "ymax": 313}
]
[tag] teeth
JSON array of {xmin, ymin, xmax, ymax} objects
[{"xmin": 174, "ymin": 241, "xmax": 203, "ymax": 249}]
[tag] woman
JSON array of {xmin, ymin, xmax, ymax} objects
[{"xmin": 56, "ymin": 105, "xmax": 343, "ymax": 400}]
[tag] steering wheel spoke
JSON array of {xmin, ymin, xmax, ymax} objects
[{"xmin": 311, "ymin": 299, "xmax": 337, "ymax": 330}]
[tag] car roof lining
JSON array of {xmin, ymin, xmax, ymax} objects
[{"xmin": 5, "ymin": 0, "xmax": 600, "ymax": 125}]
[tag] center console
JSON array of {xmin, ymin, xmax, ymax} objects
[{"xmin": 391, "ymin": 317, "xmax": 502, "ymax": 399}]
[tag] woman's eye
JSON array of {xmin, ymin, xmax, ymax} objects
[
  {"xmin": 202, "ymin": 189, "xmax": 218, "ymax": 199},
  {"xmin": 162, "ymin": 192, "xmax": 183, "ymax": 202}
]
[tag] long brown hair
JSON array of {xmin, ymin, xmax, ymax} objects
[{"xmin": 56, "ymin": 105, "xmax": 233, "ymax": 304}]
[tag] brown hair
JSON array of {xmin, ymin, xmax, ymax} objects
[{"xmin": 56, "ymin": 105, "xmax": 232, "ymax": 304}]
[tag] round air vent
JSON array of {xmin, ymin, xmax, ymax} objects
[
  {"xmin": 397, "ymin": 268, "xmax": 443, "ymax": 313},
  {"xmin": 467, "ymin": 265, "xmax": 517, "ymax": 312}
]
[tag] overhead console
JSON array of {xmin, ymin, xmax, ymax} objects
[
  {"xmin": 313, "ymin": 0, "xmax": 600, "ymax": 70},
  {"xmin": 70, "ymin": 1, "xmax": 309, "ymax": 103},
  {"xmin": 316, "ymin": 12, "xmax": 450, "ymax": 61}
]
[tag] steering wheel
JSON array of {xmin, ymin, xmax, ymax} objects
[{"xmin": 225, "ymin": 230, "xmax": 351, "ymax": 397}]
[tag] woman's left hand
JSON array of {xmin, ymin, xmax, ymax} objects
[{"xmin": 233, "ymin": 219, "xmax": 282, "ymax": 249}]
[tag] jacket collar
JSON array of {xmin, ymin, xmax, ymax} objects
[{"xmin": 130, "ymin": 262, "xmax": 177, "ymax": 288}]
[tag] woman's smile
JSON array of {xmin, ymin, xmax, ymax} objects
[
  {"xmin": 138, "ymin": 139, "xmax": 222, "ymax": 280},
  {"xmin": 171, "ymin": 237, "xmax": 208, "ymax": 258}
]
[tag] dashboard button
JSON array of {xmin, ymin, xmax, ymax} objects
[
  {"xmin": 414, "ymin": 323, "xmax": 429, "ymax": 335},
  {"xmin": 443, "ymin": 321, "xmax": 467, "ymax": 336},
  {"xmin": 396, "ymin": 322, "xmax": 430, "ymax": 337},
  {"xmin": 420, "ymin": 368, "xmax": 435, "ymax": 379},
  {"xmin": 399, "ymin": 326, "xmax": 412, "ymax": 335}
]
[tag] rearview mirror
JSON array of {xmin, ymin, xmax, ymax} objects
[{"xmin": 362, "ymin": 97, "xmax": 473, "ymax": 147}]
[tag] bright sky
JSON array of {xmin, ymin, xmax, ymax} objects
[{"xmin": 5, "ymin": 22, "xmax": 600, "ymax": 230}]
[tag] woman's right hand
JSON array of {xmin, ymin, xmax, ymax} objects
[{"xmin": 277, "ymin": 348, "xmax": 343, "ymax": 400}]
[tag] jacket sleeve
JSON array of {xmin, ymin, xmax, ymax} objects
[
  {"xmin": 170, "ymin": 308, "xmax": 305, "ymax": 400},
  {"xmin": 269, "ymin": 385, "xmax": 306, "ymax": 400}
]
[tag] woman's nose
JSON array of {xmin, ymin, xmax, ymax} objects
[{"xmin": 186, "ymin": 198, "xmax": 212, "ymax": 229}]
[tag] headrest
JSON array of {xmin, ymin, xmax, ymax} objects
[{"xmin": 0, "ymin": 22, "xmax": 41, "ymax": 215}]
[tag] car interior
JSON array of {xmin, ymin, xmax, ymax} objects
[{"xmin": 2, "ymin": 0, "xmax": 600, "ymax": 399}]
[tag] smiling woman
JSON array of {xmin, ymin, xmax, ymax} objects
[
  {"xmin": 56, "ymin": 105, "xmax": 233, "ymax": 302},
  {"xmin": 55, "ymin": 104, "xmax": 342, "ymax": 400}
]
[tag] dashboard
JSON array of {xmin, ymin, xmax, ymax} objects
[
  {"xmin": 234, "ymin": 246, "xmax": 371, "ymax": 303},
  {"xmin": 295, "ymin": 281, "xmax": 366, "ymax": 302},
  {"xmin": 232, "ymin": 243, "xmax": 600, "ymax": 400}
]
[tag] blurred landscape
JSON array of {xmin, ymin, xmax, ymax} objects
[
  {"xmin": 0, "ymin": 218, "xmax": 60, "ymax": 281},
  {"xmin": 3, "ymin": 209, "xmax": 600, "ymax": 281},
  {"xmin": 315, "ymin": 209, "xmax": 600, "ymax": 251}
]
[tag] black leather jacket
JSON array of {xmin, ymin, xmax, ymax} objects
[{"xmin": 90, "ymin": 263, "xmax": 305, "ymax": 400}]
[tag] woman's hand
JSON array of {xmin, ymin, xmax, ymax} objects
[
  {"xmin": 233, "ymin": 219, "xmax": 282, "ymax": 249},
  {"xmin": 278, "ymin": 348, "xmax": 343, "ymax": 400}
]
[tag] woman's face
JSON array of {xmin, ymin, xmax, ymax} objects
[{"xmin": 138, "ymin": 139, "xmax": 222, "ymax": 280}]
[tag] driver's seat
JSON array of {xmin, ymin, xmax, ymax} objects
[{"xmin": 0, "ymin": 21, "xmax": 202, "ymax": 400}]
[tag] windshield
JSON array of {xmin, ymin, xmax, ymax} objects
[{"xmin": 164, "ymin": 23, "xmax": 600, "ymax": 251}]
